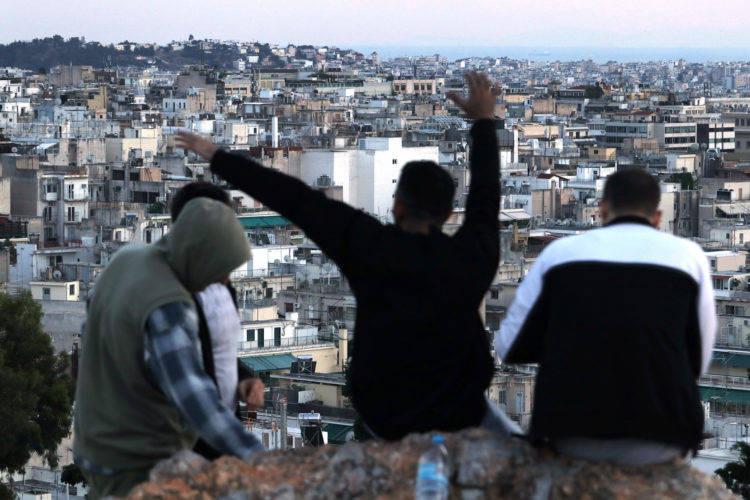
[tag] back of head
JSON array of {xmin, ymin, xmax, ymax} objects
[
  {"xmin": 171, "ymin": 182, "xmax": 231, "ymax": 222},
  {"xmin": 394, "ymin": 161, "xmax": 455, "ymax": 224},
  {"xmin": 603, "ymin": 169, "xmax": 660, "ymax": 217},
  {"xmin": 165, "ymin": 198, "xmax": 250, "ymax": 292}
]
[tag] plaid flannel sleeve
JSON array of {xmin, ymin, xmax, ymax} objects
[{"xmin": 144, "ymin": 302, "xmax": 265, "ymax": 459}]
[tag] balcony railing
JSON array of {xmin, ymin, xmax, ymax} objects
[
  {"xmin": 715, "ymin": 290, "xmax": 750, "ymax": 301},
  {"xmin": 238, "ymin": 298, "xmax": 277, "ymax": 309},
  {"xmin": 699, "ymin": 374, "xmax": 750, "ymax": 390},
  {"xmin": 237, "ymin": 335, "xmax": 334, "ymax": 354}
]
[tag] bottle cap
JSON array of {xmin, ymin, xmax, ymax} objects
[{"xmin": 432, "ymin": 435, "xmax": 445, "ymax": 445}]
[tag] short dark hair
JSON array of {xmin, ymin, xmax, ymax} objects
[
  {"xmin": 171, "ymin": 182, "xmax": 231, "ymax": 221},
  {"xmin": 394, "ymin": 161, "xmax": 455, "ymax": 224},
  {"xmin": 603, "ymin": 169, "xmax": 660, "ymax": 216}
]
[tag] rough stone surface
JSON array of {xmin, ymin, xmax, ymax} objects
[{"xmin": 126, "ymin": 429, "xmax": 738, "ymax": 499}]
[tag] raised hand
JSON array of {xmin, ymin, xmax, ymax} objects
[
  {"xmin": 447, "ymin": 71, "xmax": 500, "ymax": 121},
  {"xmin": 175, "ymin": 130, "xmax": 219, "ymax": 162}
]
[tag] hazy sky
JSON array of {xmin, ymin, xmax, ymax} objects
[{"xmin": 3, "ymin": 0, "xmax": 750, "ymax": 48}]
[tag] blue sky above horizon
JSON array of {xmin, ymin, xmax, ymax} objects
[{"xmin": 3, "ymin": 0, "xmax": 750, "ymax": 49}]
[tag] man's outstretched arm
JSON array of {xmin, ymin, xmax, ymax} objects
[
  {"xmin": 450, "ymin": 72, "xmax": 501, "ymax": 285},
  {"xmin": 175, "ymin": 133, "xmax": 382, "ymax": 267}
]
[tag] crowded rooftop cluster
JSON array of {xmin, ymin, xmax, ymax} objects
[{"xmin": 1, "ymin": 36, "xmax": 750, "ymax": 498}]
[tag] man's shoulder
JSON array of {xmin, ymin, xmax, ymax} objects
[{"xmin": 539, "ymin": 225, "xmax": 706, "ymax": 269}]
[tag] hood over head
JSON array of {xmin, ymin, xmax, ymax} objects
[{"xmin": 160, "ymin": 197, "xmax": 250, "ymax": 292}]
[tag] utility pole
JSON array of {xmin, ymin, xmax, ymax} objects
[{"xmin": 280, "ymin": 398, "xmax": 288, "ymax": 450}]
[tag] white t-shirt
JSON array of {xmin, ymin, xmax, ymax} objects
[{"xmin": 196, "ymin": 283, "xmax": 241, "ymax": 410}]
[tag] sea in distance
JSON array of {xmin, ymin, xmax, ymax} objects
[{"xmin": 350, "ymin": 45, "xmax": 750, "ymax": 64}]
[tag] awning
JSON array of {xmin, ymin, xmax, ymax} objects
[
  {"xmin": 712, "ymin": 350, "xmax": 750, "ymax": 368},
  {"xmin": 238, "ymin": 215, "xmax": 293, "ymax": 229},
  {"xmin": 700, "ymin": 387, "xmax": 750, "ymax": 404},
  {"xmin": 324, "ymin": 423, "xmax": 354, "ymax": 445},
  {"xmin": 240, "ymin": 353, "xmax": 297, "ymax": 372}
]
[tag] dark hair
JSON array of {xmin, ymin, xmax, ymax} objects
[
  {"xmin": 171, "ymin": 182, "xmax": 231, "ymax": 221},
  {"xmin": 603, "ymin": 169, "xmax": 660, "ymax": 216},
  {"xmin": 394, "ymin": 161, "xmax": 455, "ymax": 224}
]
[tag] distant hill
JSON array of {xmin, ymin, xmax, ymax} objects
[{"xmin": 0, "ymin": 36, "xmax": 280, "ymax": 71}]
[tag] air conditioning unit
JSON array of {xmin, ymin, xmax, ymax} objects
[{"xmin": 294, "ymin": 303, "xmax": 301, "ymax": 309}]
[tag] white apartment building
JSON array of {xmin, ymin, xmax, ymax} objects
[
  {"xmin": 300, "ymin": 138, "xmax": 439, "ymax": 221},
  {"xmin": 39, "ymin": 173, "xmax": 89, "ymax": 245}
]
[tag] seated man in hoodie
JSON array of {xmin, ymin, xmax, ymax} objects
[
  {"xmin": 73, "ymin": 198, "xmax": 264, "ymax": 500},
  {"xmin": 170, "ymin": 182, "xmax": 266, "ymax": 460}
]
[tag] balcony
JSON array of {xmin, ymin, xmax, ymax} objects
[
  {"xmin": 64, "ymin": 195, "xmax": 89, "ymax": 202},
  {"xmin": 715, "ymin": 289, "xmax": 750, "ymax": 301},
  {"xmin": 237, "ymin": 335, "xmax": 335, "ymax": 356},
  {"xmin": 43, "ymin": 192, "xmax": 58, "ymax": 201},
  {"xmin": 699, "ymin": 374, "xmax": 750, "ymax": 391}
]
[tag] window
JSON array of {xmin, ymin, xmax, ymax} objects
[
  {"xmin": 345, "ymin": 307, "xmax": 357, "ymax": 323},
  {"xmin": 727, "ymin": 305, "xmax": 745, "ymax": 316},
  {"xmin": 67, "ymin": 207, "xmax": 76, "ymax": 222},
  {"xmin": 67, "ymin": 184, "xmax": 74, "ymax": 199},
  {"xmin": 69, "ymin": 284, "xmax": 75, "ymax": 295},
  {"xmin": 246, "ymin": 329, "xmax": 256, "ymax": 342},
  {"xmin": 490, "ymin": 289, "xmax": 499, "ymax": 300},
  {"xmin": 516, "ymin": 391, "xmax": 525, "ymax": 414},
  {"xmin": 285, "ymin": 302, "xmax": 294, "ymax": 313},
  {"xmin": 392, "ymin": 159, "xmax": 397, "ymax": 164},
  {"xmin": 498, "ymin": 390, "xmax": 506, "ymax": 405},
  {"xmin": 42, "ymin": 288, "xmax": 51, "ymax": 300}
]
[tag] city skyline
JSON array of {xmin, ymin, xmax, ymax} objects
[{"xmin": 3, "ymin": 0, "xmax": 750, "ymax": 49}]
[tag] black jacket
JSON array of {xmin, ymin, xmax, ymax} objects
[
  {"xmin": 496, "ymin": 217, "xmax": 717, "ymax": 450},
  {"xmin": 210, "ymin": 120, "xmax": 500, "ymax": 440}
]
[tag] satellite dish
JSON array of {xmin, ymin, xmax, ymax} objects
[
  {"xmin": 283, "ymin": 255, "xmax": 291, "ymax": 263},
  {"xmin": 52, "ymin": 269, "xmax": 63, "ymax": 280},
  {"xmin": 322, "ymin": 263, "xmax": 333, "ymax": 273},
  {"xmin": 295, "ymin": 272, "xmax": 306, "ymax": 282},
  {"xmin": 11, "ymin": 147, "xmax": 18, "ymax": 153},
  {"xmin": 273, "ymin": 259, "xmax": 281, "ymax": 266}
]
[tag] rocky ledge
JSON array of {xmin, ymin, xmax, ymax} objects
[{"xmin": 126, "ymin": 429, "xmax": 736, "ymax": 499}]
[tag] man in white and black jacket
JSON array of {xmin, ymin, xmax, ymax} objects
[{"xmin": 496, "ymin": 169, "xmax": 717, "ymax": 465}]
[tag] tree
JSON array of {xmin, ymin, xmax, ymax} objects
[
  {"xmin": 3, "ymin": 239, "xmax": 16, "ymax": 265},
  {"xmin": 0, "ymin": 484, "xmax": 14, "ymax": 500},
  {"xmin": 0, "ymin": 291, "xmax": 74, "ymax": 477},
  {"xmin": 342, "ymin": 362, "xmax": 368, "ymax": 442},
  {"xmin": 61, "ymin": 463, "xmax": 87, "ymax": 487},
  {"xmin": 147, "ymin": 202, "xmax": 164, "ymax": 214},
  {"xmin": 667, "ymin": 172, "xmax": 696, "ymax": 191},
  {"xmin": 716, "ymin": 441, "xmax": 750, "ymax": 498}
]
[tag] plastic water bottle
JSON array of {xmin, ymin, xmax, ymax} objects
[{"xmin": 415, "ymin": 435, "xmax": 449, "ymax": 500}]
